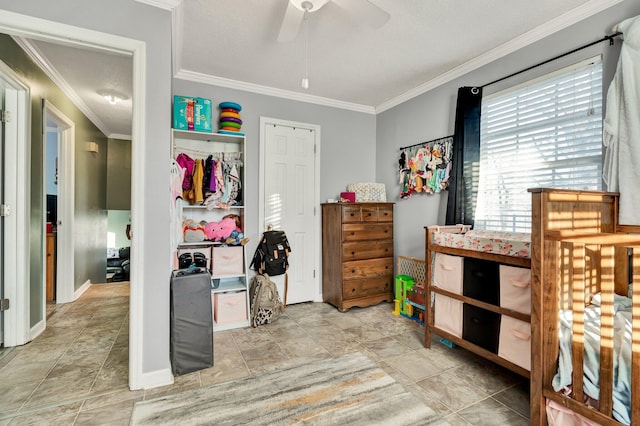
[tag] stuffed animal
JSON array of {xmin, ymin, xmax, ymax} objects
[
  {"xmin": 204, "ymin": 217, "xmax": 236, "ymax": 242},
  {"xmin": 222, "ymin": 213, "xmax": 249, "ymax": 245},
  {"xmin": 183, "ymin": 219, "xmax": 206, "ymax": 242}
]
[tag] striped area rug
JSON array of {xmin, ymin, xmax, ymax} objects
[{"xmin": 130, "ymin": 352, "xmax": 438, "ymax": 425}]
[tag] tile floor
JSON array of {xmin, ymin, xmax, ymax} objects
[{"xmin": 0, "ymin": 283, "xmax": 530, "ymax": 425}]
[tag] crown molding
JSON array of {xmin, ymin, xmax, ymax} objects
[
  {"xmin": 375, "ymin": 0, "xmax": 623, "ymax": 113},
  {"xmin": 13, "ymin": 36, "xmax": 112, "ymax": 136},
  {"xmin": 175, "ymin": 69, "xmax": 376, "ymax": 114},
  {"xmin": 135, "ymin": 0, "xmax": 182, "ymax": 11},
  {"xmin": 108, "ymin": 133, "xmax": 133, "ymax": 141}
]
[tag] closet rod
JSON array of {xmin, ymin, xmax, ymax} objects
[
  {"xmin": 481, "ymin": 32, "xmax": 622, "ymax": 88},
  {"xmin": 400, "ymin": 135, "xmax": 453, "ymax": 151}
]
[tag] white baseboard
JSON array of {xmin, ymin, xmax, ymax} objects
[
  {"xmin": 74, "ymin": 279, "xmax": 92, "ymax": 300},
  {"xmin": 30, "ymin": 318, "xmax": 46, "ymax": 341},
  {"xmin": 140, "ymin": 367, "xmax": 174, "ymax": 390}
]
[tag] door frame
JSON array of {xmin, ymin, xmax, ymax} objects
[
  {"xmin": 0, "ymin": 60, "xmax": 30, "ymax": 347},
  {"xmin": 0, "ymin": 10, "xmax": 147, "ymax": 390},
  {"xmin": 42, "ymin": 100, "xmax": 75, "ymax": 306},
  {"xmin": 258, "ymin": 117, "xmax": 322, "ymax": 302}
]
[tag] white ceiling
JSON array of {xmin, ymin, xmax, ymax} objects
[{"xmin": 14, "ymin": 0, "xmax": 621, "ymax": 138}]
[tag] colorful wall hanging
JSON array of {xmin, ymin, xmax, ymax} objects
[{"xmin": 398, "ymin": 136, "xmax": 453, "ymax": 199}]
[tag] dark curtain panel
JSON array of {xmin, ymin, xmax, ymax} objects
[{"xmin": 445, "ymin": 86, "xmax": 482, "ymax": 226}]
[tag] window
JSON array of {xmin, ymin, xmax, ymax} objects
[{"xmin": 474, "ymin": 58, "xmax": 603, "ymax": 232}]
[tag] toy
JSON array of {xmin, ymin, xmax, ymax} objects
[
  {"xmin": 204, "ymin": 217, "xmax": 236, "ymax": 242},
  {"xmin": 222, "ymin": 213, "xmax": 249, "ymax": 246},
  {"xmin": 183, "ymin": 219, "xmax": 206, "ymax": 242}
]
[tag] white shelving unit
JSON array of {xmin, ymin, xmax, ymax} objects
[{"xmin": 172, "ymin": 129, "xmax": 250, "ymax": 331}]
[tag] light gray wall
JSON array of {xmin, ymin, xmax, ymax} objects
[
  {"xmin": 0, "ymin": 0, "xmax": 172, "ymax": 379},
  {"xmin": 172, "ymin": 80, "xmax": 377, "ymax": 255},
  {"xmin": 376, "ymin": 0, "xmax": 640, "ymax": 259},
  {"xmin": 107, "ymin": 138, "xmax": 132, "ymax": 210}
]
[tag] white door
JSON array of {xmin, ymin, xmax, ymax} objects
[{"xmin": 261, "ymin": 119, "xmax": 320, "ymax": 304}]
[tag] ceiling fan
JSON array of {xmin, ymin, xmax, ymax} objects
[{"xmin": 277, "ymin": 0, "xmax": 390, "ymax": 43}]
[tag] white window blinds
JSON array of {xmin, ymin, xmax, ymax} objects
[{"xmin": 475, "ymin": 58, "xmax": 603, "ymax": 232}]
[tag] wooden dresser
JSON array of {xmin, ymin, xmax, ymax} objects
[
  {"xmin": 321, "ymin": 202, "xmax": 394, "ymax": 312},
  {"xmin": 46, "ymin": 232, "xmax": 56, "ymax": 302}
]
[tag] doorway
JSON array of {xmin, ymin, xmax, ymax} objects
[
  {"xmin": 0, "ymin": 12, "xmax": 147, "ymax": 389},
  {"xmin": 259, "ymin": 117, "xmax": 321, "ymax": 304},
  {"xmin": 43, "ymin": 100, "xmax": 75, "ymax": 306},
  {"xmin": 0, "ymin": 60, "xmax": 29, "ymax": 348}
]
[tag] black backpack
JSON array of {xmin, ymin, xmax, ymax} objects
[{"xmin": 250, "ymin": 230, "xmax": 291, "ymax": 276}]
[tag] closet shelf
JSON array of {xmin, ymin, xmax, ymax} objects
[{"xmin": 172, "ymin": 129, "xmax": 244, "ymax": 144}]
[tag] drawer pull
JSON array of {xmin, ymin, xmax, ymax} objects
[
  {"xmin": 439, "ymin": 263, "xmax": 454, "ymax": 271},
  {"xmin": 509, "ymin": 279, "xmax": 530, "ymax": 288},
  {"xmin": 511, "ymin": 329, "xmax": 531, "ymax": 341},
  {"xmin": 350, "ymin": 232, "xmax": 355, "ymax": 236},
  {"xmin": 350, "ymin": 213, "xmax": 355, "ymax": 216},
  {"xmin": 351, "ymin": 251, "xmax": 356, "ymax": 255},
  {"xmin": 351, "ymin": 269, "xmax": 356, "ymax": 273},
  {"xmin": 384, "ymin": 229, "xmax": 388, "ymax": 233},
  {"xmin": 367, "ymin": 212, "xmax": 372, "ymax": 216},
  {"xmin": 385, "ymin": 265, "xmax": 389, "ymax": 269}
]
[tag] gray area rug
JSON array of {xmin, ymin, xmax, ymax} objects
[{"xmin": 130, "ymin": 352, "xmax": 437, "ymax": 425}]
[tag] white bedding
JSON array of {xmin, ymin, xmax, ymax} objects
[{"xmin": 552, "ymin": 293, "xmax": 632, "ymax": 425}]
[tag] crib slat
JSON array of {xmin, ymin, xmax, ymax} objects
[
  {"xmin": 571, "ymin": 243, "xmax": 585, "ymax": 403},
  {"xmin": 598, "ymin": 244, "xmax": 614, "ymax": 417},
  {"xmin": 632, "ymin": 249, "xmax": 640, "ymax": 425}
]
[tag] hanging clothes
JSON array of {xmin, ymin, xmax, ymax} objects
[
  {"xmin": 603, "ymin": 14, "xmax": 640, "ymax": 225},
  {"xmin": 192, "ymin": 159, "xmax": 205, "ymax": 204}
]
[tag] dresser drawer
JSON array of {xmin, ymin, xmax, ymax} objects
[
  {"xmin": 342, "ymin": 257, "xmax": 393, "ymax": 280},
  {"xmin": 342, "ymin": 276, "xmax": 392, "ymax": 300},
  {"xmin": 342, "ymin": 223, "xmax": 393, "ymax": 242},
  {"xmin": 341, "ymin": 205, "xmax": 362, "ymax": 223},
  {"xmin": 342, "ymin": 240, "xmax": 393, "ymax": 261},
  {"xmin": 361, "ymin": 206, "xmax": 379, "ymax": 222},
  {"xmin": 377, "ymin": 205, "xmax": 393, "ymax": 222}
]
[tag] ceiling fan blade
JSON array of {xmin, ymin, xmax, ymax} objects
[
  {"xmin": 332, "ymin": 0, "xmax": 390, "ymax": 29},
  {"xmin": 278, "ymin": 1, "xmax": 305, "ymax": 42}
]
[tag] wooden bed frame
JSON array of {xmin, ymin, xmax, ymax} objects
[{"xmin": 529, "ymin": 188, "xmax": 640, "ymax": 425}]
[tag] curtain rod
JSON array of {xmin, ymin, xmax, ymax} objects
[
  {"xmin": 400, "ymin": 135, "xmax": 453, "ymax": 151},
  {"xmin": 481, "ymin": 32, "xmax": 622, "ymax": 88}
]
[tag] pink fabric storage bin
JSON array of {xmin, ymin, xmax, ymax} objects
[
  {"xmin": 214, "ymin": 291, "xmax": 247, "ymax": 325},
  {"xmin": 499, "ymin": 265, "xmax": 531, "ymax": 314},
  {"xmin": 433, "ymin": 294, "xmax": 463, "ymax": 338},
  {"xmin": 433, "ymin": 253, "xmax": 463, "ymax": 294},
  {"xmin": 498, "ymin": 315, "xmax": 531, "ymax": 371},
  {"xmin": 212, "ymin": 246, "xmax": 244, "ymax": 277}
]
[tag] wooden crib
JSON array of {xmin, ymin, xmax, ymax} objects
[{"xmin": 529, "ymin": 188, "xmax": 640, "ymax": 425}]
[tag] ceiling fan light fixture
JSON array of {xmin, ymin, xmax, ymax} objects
[{"xmin": 301, "ymin": 3, "xmax": 311, "ymax": 90}]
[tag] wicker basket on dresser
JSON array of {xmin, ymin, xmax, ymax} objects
[{"xmin": 321, "ymin": 202, "xmax": 394, "ymax": 312}]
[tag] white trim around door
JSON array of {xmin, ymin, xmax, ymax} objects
[
  {"xmin": 0, "ymin": 9, "xmax": 148, "ymax": 390},
  {"xmin": 259, "ymin": 117, "xmax": 322, "ymax": 303},
  {"xmin": 0, "ymin": 60, "xmax": 30, "ymax": 347}
]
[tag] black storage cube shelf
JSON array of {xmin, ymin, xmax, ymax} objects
[
  {"xmin": 462, "ymin": 304, "xmax": 501, "ymax": 354},
  {"xmin": 463, "ymin": 257, "xmax": 500, "ymax": 305}
]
